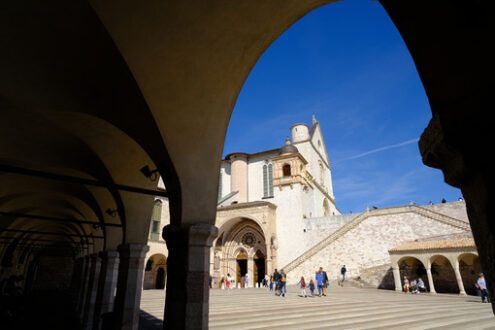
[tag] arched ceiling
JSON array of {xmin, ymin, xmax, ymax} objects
[{"xmin": 0, "ymin": 0, "xmax": 177, "ymax": 264}]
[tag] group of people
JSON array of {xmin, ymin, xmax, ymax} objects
[
  {"xmin": 270, "ymin": 269, "xmax": 287, "ymax": 297},
  {"xmin": 402, "ymin": 272, "xmax": 491, "ymax": 303},
  {"xmin": 270, "ymin": 267, "xmax": 330, "ymax": 298},
  {"xmin": 402, "ymin": 276, "xmax": 426, "ymax": 294},
  {"xmin": 219, "ymin": 273, "xmax": 252, "ymax": 289}
]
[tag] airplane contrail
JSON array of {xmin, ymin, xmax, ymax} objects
[{"xmin": 335, "ymin": 138, "xmax": 419, "ymax": 163}]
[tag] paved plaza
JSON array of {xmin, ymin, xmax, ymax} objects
[{"xmin": 139, "ymin": 285, "xmax": 495, "ymax": 329}]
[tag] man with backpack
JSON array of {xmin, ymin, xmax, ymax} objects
[
  {"xmin": 280, "ymin": 272, "xmax": 287, "ymax": 297},
  {"xmin": 319, "ymin": 267, "xmax": 329, "ymax": 296},
  {"xmin": 273, "ymin": 269, "xmax": 281, "ymax": 295}
]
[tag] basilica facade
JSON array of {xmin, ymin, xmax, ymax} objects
[{"xmin": 144, "ymin": 116, "xmax": 476, "ymax": 291}]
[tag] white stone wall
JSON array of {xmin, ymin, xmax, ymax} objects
[
  {"xmin": 285, "ymin": 211, "xmax": 466, "ymax": 284},
  {"xmin": 219, "ymin": 162, "xmax": 231, "ymax": 199},
  {"xmin": 422, "ymin": 201, "xmax": 468, "ymax": 223},
  {"xmin": 272, "ymin": 183, "xmax": 307, "ymax": 268}
]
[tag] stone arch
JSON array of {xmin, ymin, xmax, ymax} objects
[
  {"xmin": 1, "ymin": 0, "xmax": 493, "ymax": 327},
  {"xmin": 216, "ymin": 217, "xmax": 268, "ymax": 288},
  {"xmin": 430, "ymin": 254, "xmax": 458, "ymax": 294},
  {"xmin": 143, "ymin": 253, "xmax": 167, "ymax": 290},
  {"xmin": 397, "ymin": 256, "xmax": 428, "ymax": 291},
  {"xmin": 458, "ymin": 253, "xmax": 482, "ymax": 295}
]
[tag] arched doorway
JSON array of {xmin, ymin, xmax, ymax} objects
[
  {"xmin": 216, "ymin": 217, "xmax": 269, "ymax": 288},
  {"xmin": 253, "ymin": 250, "xmax": 266, "ymax": 287},
  {"xmin": 459, "ymin": 253, "xmax": 482, "ymax": 296},
  {"xmin": 143, "ymin": 254, "xmax": 167, "ymax": 290},
  {"xmin": 431, "ymin": 255, "xmax": 457, "ymax": 294},
  {"xmin": 398, "ymin": 256, "xmax": 428, "ymax": 291},
  {"xmin": 236, "ymin": 250, "xmax": 248, "ymax": 287}
]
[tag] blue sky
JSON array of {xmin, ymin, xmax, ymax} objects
[{"xmin": 223, "ymin": 0, "xmax": 462, "ymax": 214}]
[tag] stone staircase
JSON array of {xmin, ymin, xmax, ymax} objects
[
  {"xmin": 140, "ymin": 286, "xmax": 495, "ymax": 329},
  {"xmin": 281, "ymin": 205, "xmax": 470, "ymax": 274}
]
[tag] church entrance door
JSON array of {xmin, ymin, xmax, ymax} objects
[
  {"xmin": 254, "ymin": 250, "xmax": 265, "ymax": 286},
  {"xmin": 236, "ymin": 250, "xmax": 247, "ymax": 287}
]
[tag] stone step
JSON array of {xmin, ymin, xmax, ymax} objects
[
  {"xmin": 209, "ymin": 302, "xmax": 397, "ymax": 327},
  {"xmin": 209, "ymin": 301, "xmax": 478, "ymax": 329},
  {"xmin": 261, "ymin": 306, "xmax": 483, "ymax": 330},
  {"xmin": 362, "ymin": 306, "xmax": 489, "ymax": 330}
]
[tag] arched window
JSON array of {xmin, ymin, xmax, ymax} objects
[
  {"xmin": 150, "ymin": 199, "xmax": 162, "ymax": 240},
  {"xmin": 282, "ymin": 164, "xmax": 291, "ymax": 177},
  {"xmin": 263, "ymin": 161, "xmax": 273, "ymax": 197}
]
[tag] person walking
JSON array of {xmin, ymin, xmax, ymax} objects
[
  {"xmin": 309, "ymin": 279, "xmax": 316, "ymax": 297},
  {"xmin": 477, "ymin": 273, "xmax": 490, "ymax": 303},
  {"xmin": 341, "ymin": 265, "xmax": 347, "ymax": 282},
  {"xmin": 226, "ymin": 273, "xmax": 231, "ymax": 289},
  {"xmin": 273, "ymin": 269, "xmax": 281, "ymax": 295},
  {"xmin": 319, "ymin": 267, "xmax": 329, "ymax": 296},
  {"xmin": 244, "ymin": 273, "xmax": 249, "ymax": 288},
  {"xmin": 315, "ymin": 270, "xmax": 324, "ymax": 296},
  {"xmin": 298, "ymin": 276, "xmax": 307, "ymax": 297},
  {"xmin": 280, "ymin": 272, "xmax": 287, "ymax": 297}
]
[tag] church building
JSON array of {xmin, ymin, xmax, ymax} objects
[{"xmin": 145, "ymin": 116, "xmax": 476, "ymax": 292}]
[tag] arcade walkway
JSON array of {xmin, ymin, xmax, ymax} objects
[{"xmin": 139, "ymin": 286, "xmax": 494, "ymax": 329}]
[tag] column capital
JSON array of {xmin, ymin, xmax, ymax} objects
[
  {"xmin": 188, "ymin": 223, "xmax": 218, "ymax": 247},
  {"xmin": 419, "ymin": 114, "xmax": 469, "ymax": 187},
  {"xmin": 99, "ymin": 250, "xmax": 119, "ymax": 259},
  {"xmin": 117, "ymin": 243, "xmax": 149, "ymax": 259},
  {"xmin": 162, "ymin": 224, "xmax": 186, "ymax": 251}
]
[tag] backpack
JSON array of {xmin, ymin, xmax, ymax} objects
[
  {"xmin": 281, "ymin": 276, "xmax": 286, "ymax": 283},
  {"xmin": 301, "ymin": 280, "xmax": 306, "ymax": 287}
]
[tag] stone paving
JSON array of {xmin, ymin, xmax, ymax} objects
[{"xmin": 139, "ymin": 285, "xmax": 495, "ymax": 329}]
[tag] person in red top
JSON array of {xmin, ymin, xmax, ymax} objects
[{"xmin": 298, "ymin": 276, "xmax": 307, "ymax": 297}]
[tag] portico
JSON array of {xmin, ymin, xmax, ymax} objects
[
  {"xmin": 212, "ymin": 201, "xmax": 277, "ymax": 288},
  {"xmin": 390, "ymin": 234, "xmax": 479, "ymax": 296}
]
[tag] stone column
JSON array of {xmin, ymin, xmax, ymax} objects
[
  {"xmin": 81, "ymin": 253, "xmax": 102, "ymax": 330},
  {"xmin": 78, "ymin": 255, "xmax": 91, "ymax": 318},
  {"xmin": 93, "ymin": 250, "xmax": 120, "ymax": 330},
  {"xmin": 392, "ymin": 266, "xmax": 402, "ymax": 292},
  {"xmin": 426, "ymin": 267, "xmax": 436, "ymax": 294},
  {"xmin": 247, "ymin": 257, "xmax": 254, "ymax": 288},
  {"xmin": 113, "ymin": 244, "xmax": 149, "ymax": 330},
  {"xmin": 419, "ymin": 113, "xmax": 495, "ymax": 312},
  {"xmin": 70, "ymin": 257, "xmax": 83, "ymax": 302},
  {"xmin": 163, "ymin": 223, "xmax": 218, "ymax": 329},
  {"xmin": 453, "ymin": 259, "xmax": 467, "ymax": 295},
  {"xmin": 266, "ymin": 258, "xmax": 273, "ymax": 277}
]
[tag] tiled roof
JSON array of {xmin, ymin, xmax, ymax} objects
[{"xmin": 389, "ymin": 237, "xmax": 476, "ymax": 252}]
